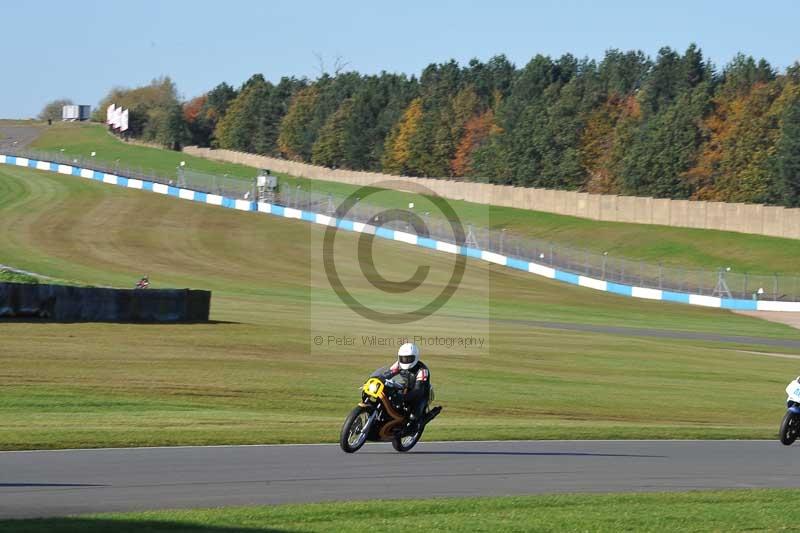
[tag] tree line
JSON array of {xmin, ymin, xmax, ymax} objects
[{"xmin": 90, "ymin": 46, "xmax": 800, "ymax": 206}]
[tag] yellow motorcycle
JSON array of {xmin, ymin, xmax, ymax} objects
[{"xmin": 339, "ymin": 373, "xmax": 441, "ymax": 453}]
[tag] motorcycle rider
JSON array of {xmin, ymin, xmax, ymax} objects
[{"xmin": 381, "ymin": 342, "xmax": 430, "ymax": 433}]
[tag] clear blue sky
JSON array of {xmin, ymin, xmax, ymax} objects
[{"xmin": 3, "ymin": 0, "xmax": 798, "ymax": 119}]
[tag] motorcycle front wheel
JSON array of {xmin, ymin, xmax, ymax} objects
[
  {"xmin": 340, "ymin": 406, "xmax": 370, "ymax": 453},
  {"xmin": 780, "ymin": 412, "xmax": 798, "ymax": 446}
]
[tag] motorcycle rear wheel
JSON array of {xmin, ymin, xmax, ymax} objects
[
  {"xmin": 392, "ymin": 424, "xmax": 424, "ymax": 452},
  {"xmin": 340, "ymin": 406, "xmax": 370, "ymax": 453},
  {"xmin": 780, "ymin": 412, "xmax": 798, "ymax": 446}
]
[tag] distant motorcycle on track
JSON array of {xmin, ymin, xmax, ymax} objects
[
  {"xmin": 779, "ymin": 377, "xmax": 800, "ymax": 445},
  {"xmin": 339, "ymin": 373, "xmax": 441, "ymax": 453}
]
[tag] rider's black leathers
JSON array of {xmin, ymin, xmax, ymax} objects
[{"xmin": 380, "ymin": 360, "xmax": 430, "ymax": 422}]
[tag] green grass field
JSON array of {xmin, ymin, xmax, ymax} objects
[
  {"xmin": 0, "ymin": 162, "xmax": 799, "ymax": 449},
  {"xmin": 3, "ymin": 490, "xmax": 800, "ymax": 532},
  {"xmin": 29, "ymin": 122, "xmax": 800, "ymax": 274}
]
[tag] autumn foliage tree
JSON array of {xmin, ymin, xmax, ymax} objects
[
  {"xmin": 277, "ymin": 86, "xmax": 320, "ymax": 161},
  {"xmin": 580, "ymin": 96, "xmax": 640, "ymax": 193},
  {"xmin": 381, "ymin": 98, "xmax": 423, "ymax": 175},
  {"xmin": 688, "ymin": 81, "xmax": 785, "ymax": 203},
  {"xmin": 184, "ymin": 83, "xmax": 237, "ymax": 147},
  {"xmin": 451, "ymin": 108, "xmax": 495, "ymax": 177},
  {"xmin": 771, "ymin": 85, "xmax": 800, "ymax": 206}
]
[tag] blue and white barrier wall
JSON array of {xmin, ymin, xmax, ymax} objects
[{"xmin": 3, "ymin": 153, "xmax": 798, "ymax": 312}]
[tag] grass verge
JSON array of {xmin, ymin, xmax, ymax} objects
[{"xmin": 3, "ymin": 490, "xmax": 800, "ymax": 532}]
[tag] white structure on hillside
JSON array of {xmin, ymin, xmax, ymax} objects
[
  {"xmin": 62, "ymin": 105, "xmax": 91, "ymax": 121},
  {"xmin": 106, "ymin": 104, "xmax": 129, "ymax": 132}
]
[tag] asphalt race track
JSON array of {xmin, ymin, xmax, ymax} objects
[
  {"xmin": 0, "ymin": 125, "xmax": 40, "ymax": 150},
  {"xmin": 2, "ymin": 440, "xmax": 800, "ymax": 518}
]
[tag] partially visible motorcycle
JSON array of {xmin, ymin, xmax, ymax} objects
[
  {"xmin": 779, "ymin": 377, "xmax": 800, "ymax": 445},
  {"xmin": 339, "ymin": 372, "xmax": 441, "ymax": 453}
]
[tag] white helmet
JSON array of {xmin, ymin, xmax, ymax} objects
[{"xmin": 397, "ymin": 343, "xmax": 420, "ymax": 370}]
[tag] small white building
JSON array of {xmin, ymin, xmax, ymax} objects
[{"xmin": 62, "ymin": 105, "xmax": 91, "ymax": 121}]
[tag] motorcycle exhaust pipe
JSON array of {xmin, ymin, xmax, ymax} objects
[{"xmin": 422, "ymin": 406, "xmax": 442, "ymax": 426}]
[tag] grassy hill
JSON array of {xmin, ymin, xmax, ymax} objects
[
  {"xmin": 28, "ymin": 122, "xmax": 800, "ymax": 275},
  {"xmin": 0, "ymin": 162, "xmax": 799, "ymax": 449}
]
